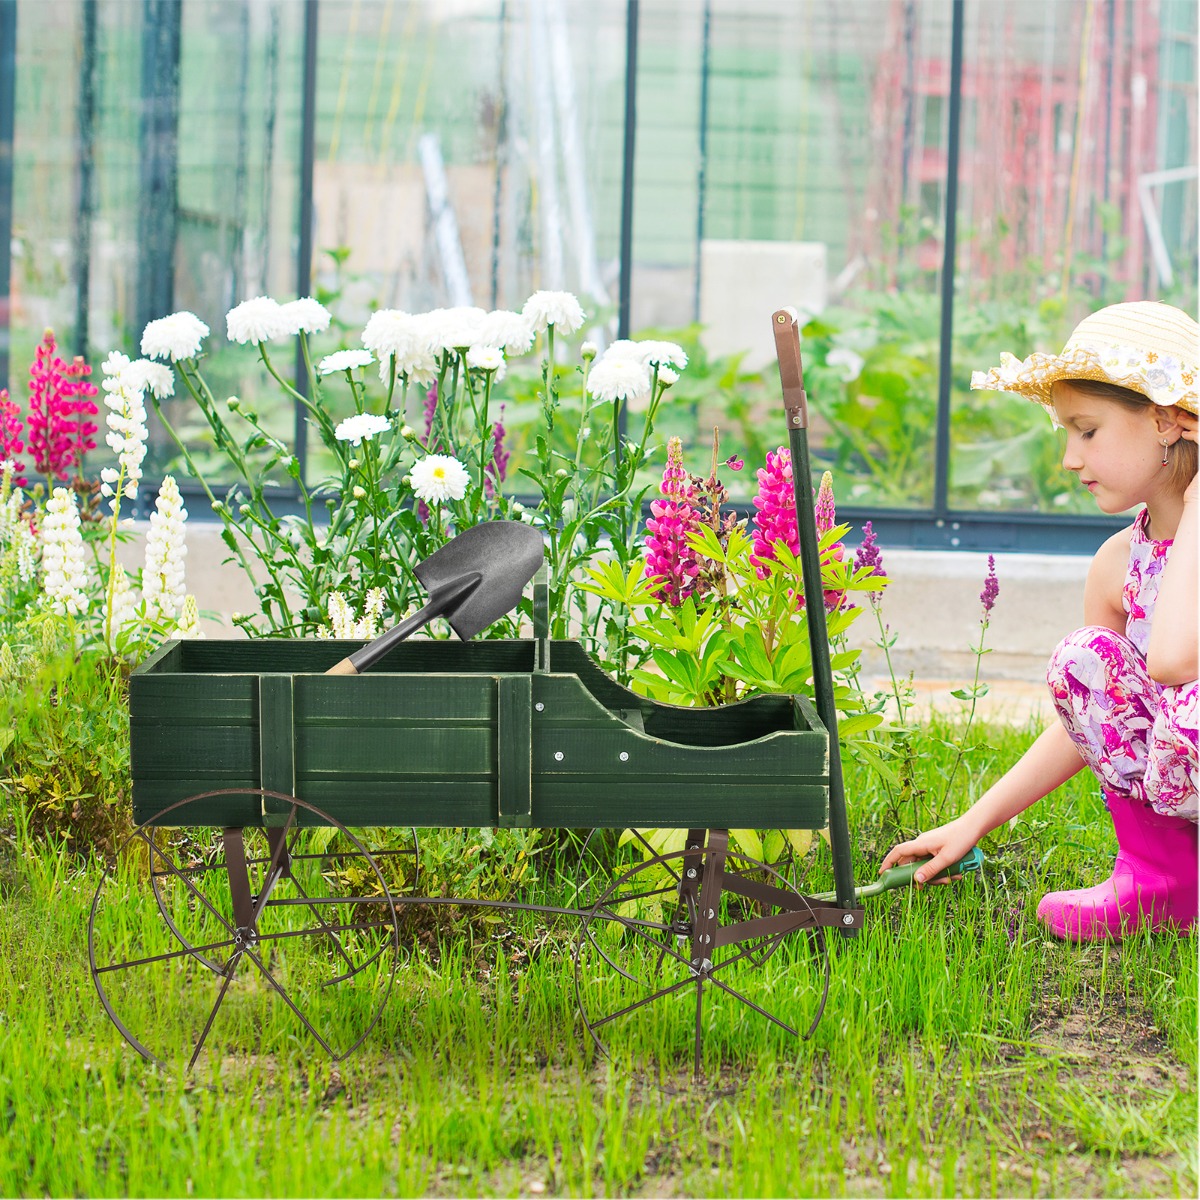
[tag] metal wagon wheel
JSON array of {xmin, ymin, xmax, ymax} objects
[
  {"xmin": 573, "ymin": 829, "xmax": 831, "ymax": 1082},
  {"xmin": 89, "ymin": 790, "xmax": 400, "ymax": 1070},
  {"xmin": 569, "ymin": 827, "xmax": 808, "ymax": 988}
]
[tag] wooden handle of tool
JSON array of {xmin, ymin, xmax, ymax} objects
[{"xmin": 325, "ymin": 656, "xmax": 359, "ymax": 676}]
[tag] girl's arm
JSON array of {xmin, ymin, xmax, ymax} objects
[
  {"xmin": 1147, "ymin": 465, "xmax": 1198, "ymax": 686},
  {"xmin": 878, "ymin": 723, "xmax": 1085, "ymax": 883},
  {"xmin": 879, "ymin": 533, "xmax": 1129, "ymax": 884}
]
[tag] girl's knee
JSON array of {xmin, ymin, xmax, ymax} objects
[{"xmin": 1045, "ymin": 626, "xmax": 1137, "ymax": 692}]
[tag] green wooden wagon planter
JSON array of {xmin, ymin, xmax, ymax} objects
[{"xmin": 88, "ymin": 312, "xmax": 979, "ymax": 1077}]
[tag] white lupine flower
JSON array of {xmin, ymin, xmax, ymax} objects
[
  {"xmin": 175, "ymin": 594, "xmax": 204, "ymax": 638},
  {"xmin": 521, "ymin": 290, "xmax": 586, "ymax": 334},
  {"xmin": 478, "ymin": 310, "xmax": 535, "ymax": 355},
  {"xmin": 586, "ymin": 354, "xmax": 651, "ymax": 403},
  {"xmin": 318, "ymin": 349, "xmax": 375, "ymax": 375},
  {"xmin": 409, "ymin": 454, "xmax": 470, "ymax": 505},
  {"xmin": 40, "ymin": 487, "xmax": 90, "ymax": 616},
  {"xmin": 280, "ymin": 297, "xmax": 332, "ymax": 335},
  {"xmin": 0, "ymin": 485, "xmax": 37, "ymax": 583},
  {"xmin": 141, "ymin": 311, "xmax": 210, "ymax": 362},
  {"xmin": 226, "ymin": 296, "xmax": 291, "ymax": 344},
  {"xmin": 142, "ymin": 475, "xmax": 188, "ymax": 625},
  {"xmin": 466, "ymin": 345, "xmax": 505, "ymax": 375},
  {"xmin": 325, "ymin": 592, "xmax": 356, "ymax": 639},
  {"xmin": 334, "ymin": 413, "xmax": 390, "ymax": 445},
  {"xmin": 100, "ymin": 353, "xmax": 149, "ymax": 509},
  {"xmin": 321, "ymin": 588, "xmax": 387, "ymax": 640},
  {"xmin": 637, "ymin": 340, "xmax": 689, "ymax": 369},
  {"xmin": 105, "ymin": 567, "xmax": 139, "ymax": 651}
]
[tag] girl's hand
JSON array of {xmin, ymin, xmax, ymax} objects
[{"xmin": 879, "ymin": 817, "xmax": 978, "ymax": 886}]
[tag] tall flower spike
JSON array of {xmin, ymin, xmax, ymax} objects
[
  {"xmin": 0, "ymin": 390, "xmax": 27, "ymax": 486},
  {"xmin": 643, "ymin": 436, "xmax": 702, "ymax": 606},
  {"xmin": 750, "ymin": 447, "xmax": 798, "ymax": 578},
  {"xmin": 40, "ymin": 486, "xmax": 90, "ymax": 616},
  {"xmin": 814, "ymin": 470, "xmax": 836, "ymax": 535},
  {"xmin": 485, "ymin": 404, "xmax": 510, "ymax": 498},
  {"xmin": 142, "ymin": 475, "xmax": 189, "ymax": 626},
  {"xmin": 980, "ymin": 555, "xmax": 999, "ymax": 619},
  {"xmin": 26, "ymin": 330, "xmax": 99, "ymax": 482},
  {"xmin": 853, "ymin": 520, "xmax": 886, "ymax": 603}
]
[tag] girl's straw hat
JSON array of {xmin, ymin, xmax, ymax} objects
[{"xmin": 971, "ymin": 301, "xmax": 1198, "ymax": 416}]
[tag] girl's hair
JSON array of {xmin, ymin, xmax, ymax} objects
[{"xmin": 1055, "ymin": 377, "xmax": 1198, "ymax": 492}]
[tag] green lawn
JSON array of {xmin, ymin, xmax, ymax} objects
[{"xmin": 1, "ymin": 717, "xmax": 1196, "ymax": 1198}]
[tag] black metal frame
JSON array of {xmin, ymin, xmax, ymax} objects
[{"xmin": 0, "ymin": 0, "xmax": 1147, "ymax": 553}]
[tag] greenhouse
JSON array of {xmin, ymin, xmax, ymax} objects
[{"xmin": 0, "ymin": 3, "xmax": 1197, "ymax": 1198}]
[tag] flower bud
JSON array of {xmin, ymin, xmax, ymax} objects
[
  {"xmin": 555, "ymin": 468, "xmax": 569, "ymax": 479},
  {"xmin": 581, "ymin": 341, "xmax": 598, "ymax": 360},
  {"xmin": 400, "ymin": 425, "xmax": 415, "ymax": 439},
  {"xmin": 227, "ymin": 396, "xmax": 241, "ymax": 411},
  {"xmin": 352, "ymin": 486, "xmax": 366, "ymax": 500},
  {"xmin": 348, "ymin": 458, "xmax": 361, "ymax": 470}
]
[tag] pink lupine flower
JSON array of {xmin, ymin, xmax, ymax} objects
[
  {"xmin": 751, "ymin": 449, "xmax": 846, "ymax": 611},
  {"xmin": 750, "ymin": 447, "xmax": 799, "ymax": 578},
  {"xmin": 644, "ymin": 436, "xmax": 702, "ymax": 606},
  {"xmin": 0, "ymin": 390, "xmax": 27, "ymax": 486},
  {"xmin": 724, "ymin": 455, "xmax": 744, "ymax": 471},
  {"xmin": 25, "ymin": 330, "xmax": 99, "ymax": 482}
]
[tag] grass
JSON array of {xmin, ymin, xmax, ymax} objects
[{"xmin": 0, "ymin": 715, "xmax": 1196, "ymax": 1198}]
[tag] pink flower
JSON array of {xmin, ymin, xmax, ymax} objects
[
  {"xmin": 422, "ymin": 381, "xmax": 439, "ymax": 446},
  {"xmin": 751, "ymin": 449, "xmax": 846, "ymax": 611},
  {"xmin": 24, "ymin": 330, "xmax": 98, "ymax": 482},
  {"xmin": 644, "ymin": 436, "xmax": 702, "ymax": 606},
  {"xmin": 0, "ymin": 389, "xmax": 27, "ymax": 486}
]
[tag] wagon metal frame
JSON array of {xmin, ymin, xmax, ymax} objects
[{"xmin": 87, "ymin": 313, "xmax": 913, "ymax": 1077}]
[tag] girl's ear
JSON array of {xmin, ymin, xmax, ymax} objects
[{"xmin": 1151, "ymin": 405, "xmax": 1191, "ymax": 438}]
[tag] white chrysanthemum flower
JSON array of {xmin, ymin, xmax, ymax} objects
[
  {"xmin": 656, "ymin": 366, "xmax": 679, "ymax": 387},
  {"xmin": 141, "ymin": 311, "xmax": 210, "ymax": 362},
  {"xmin": 362, "ymin": 309, "xmax": 422, "ymax": 358},
  {"xmin": 521, "ymin": 290, "xmax": 586, "ymax": 334},
  {"xmin": 466, "ymin": 345, "xmax": 504, "ymax": 373},
  {"xmin": 334, "ymin": 413, "xmax": 390, "ymax": 445},
  {"xmin": 601, "ymin": 339, "xmax": 643, "ymax": 361},
  {"xmin": 226, "ymin": 296, "xmax": 291, "ymax": 344},
  {"xmin": 425, "ymin": 306, "xmax": 488, "ymax": 356},
  {"xmin": 410, "ymin": 454, "xmax": 470, "ymax": 505},
  {"xmin": 478, "ymin": 310, "xmax": 535, "ymax": 355},
  {"xmin": 123, "ymin": 359, "xmax": 175, "ymax": 400},
  {"xmin": 40, "ymin": 487, "xmax": 89, "ymax": 616},
  {"xmin": 318, "ymin": 349, "xmax": 375, "ymax": 375},
  {"xmin": 142, "ymin": 475, "xmax": 188, "ymax": 625},
  {"xmin": 586, "ymin": 354, "xmax": 651, "ymax": 403},
  {"xmin": 638, "ymin": 340, "xmax": 689, "ymax": 369},
  {"xmin": 100, "ymin": 353, "xmax": 150, "ymax": 509},
  {"xmin": 581, "ymin": 341, "xmax": 598, "ymax": 360},
  {"xmin": 280, "ymin": 297, "xmax": 332, "ymax": 335}
]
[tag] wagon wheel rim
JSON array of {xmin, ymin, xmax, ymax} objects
[
  {"xmin": 573, "ymin": 841, "xmax": 830, "ymax": 1085},
  {"xmin": 89, "ymin": 790, "xmax": 400, "ymax": 1070},
  {"xmin": 571, "ymin": 830, "xmax": 808, "ymax": 990}
]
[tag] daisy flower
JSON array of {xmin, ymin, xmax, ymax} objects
[{"xmin": 410, "ymin": 454, "xmax": 470, "ymax": 505}]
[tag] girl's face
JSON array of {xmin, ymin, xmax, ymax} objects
[{"xmin": 1052, "ymin": 383, "xmax": 1169, "ymax": 514}]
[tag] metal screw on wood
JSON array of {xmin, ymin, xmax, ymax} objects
[
  {"xmin": 535, "ymin": 702, "xmax": 544, "ymax": 711},
  {"xmin": 842, "ymin": 913, "xmax": 855, "ymax": 925},
  {"xmin": 686, "ymin": 868, "xmax": 697, "ymax": 879},
  {"xmin": 554, "ymin": 751, "xmax": 564, "ymax": 761},
  {"xmin": 619, "ymin": 752, "xmax": 629, "ymax": 762}
]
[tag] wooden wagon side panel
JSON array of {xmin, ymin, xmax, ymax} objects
[{"xmin": 529, "ymin": 675, "xmax": 830, "ymax": 830}]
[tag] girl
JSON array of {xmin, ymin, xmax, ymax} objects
[{"xmin": 880, "ymin": 301, "xmax": 1198, "ymax": 941}]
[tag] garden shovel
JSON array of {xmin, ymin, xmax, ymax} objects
[
  {"xmin": 325, "ymin": 520, "xmax": 545, "ymax": 676},
  {"xmin": 807, "ymin": 847, "xmax": 985, "ymax": 904}
]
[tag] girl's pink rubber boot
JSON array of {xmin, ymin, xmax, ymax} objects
[{"xmin": 1036, "ymin": 792, "xmax": 1198, "ymax": 941}]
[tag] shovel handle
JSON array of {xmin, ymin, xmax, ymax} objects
[{"xmin": 876, "ymin": 846, "xmax": 984, "ymax": 893}]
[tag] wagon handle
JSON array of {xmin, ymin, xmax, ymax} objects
[{"xmin": 771, "ymin": 308, "xmax": 857, "ymax": 920}]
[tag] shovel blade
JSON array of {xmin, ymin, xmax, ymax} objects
[{"xmin": 414, "ymin": 519, "xmax": 545, "ymax": 640}]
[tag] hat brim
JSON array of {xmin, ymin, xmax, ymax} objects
[{"xmin": 971, "ymin": 344, "xmax": 1198, "ymax": 416}]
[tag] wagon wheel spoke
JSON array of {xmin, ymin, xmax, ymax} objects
[
  {"xmin": 89, "ymin": 790, "xmax": 401, "ymax": 1070},
  {"xmin": 573, "ymin": 835, "xmax": 830, "ymax": 1082}
]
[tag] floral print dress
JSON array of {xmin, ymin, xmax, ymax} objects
[{"xmin": 1046, "ymin": 508, "xmax": 1198, "ymax": 821}]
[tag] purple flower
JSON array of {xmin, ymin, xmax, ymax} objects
[
  {"xmin": 422, "ymin": 382, "xmax": 438, "ymax": 447},
  {"xmin": 854, "ymin": 520, "xmax": 886, "ymax": 602},
  {"xmin": 484, "ymin": 404, "xmax": 510, "ymax": 498},
  {"xmin": 980, "ymin": 554, "xmax": 999, "ymax": 618},
  {"xmin": 724, "ymin": 455, "xmax": 744, "ymax": 471}
]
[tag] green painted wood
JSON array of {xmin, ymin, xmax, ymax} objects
[
  {"xmin": 129, "ymin": 638, "xmax": 830, "ymax": 831},
  {"xmin": 497, "ymin": 675, "xmax": 532, "ymax": 828},
  {"xmin": 258, "ymin": 674, "xmax": 295, "ymax": 820}
]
